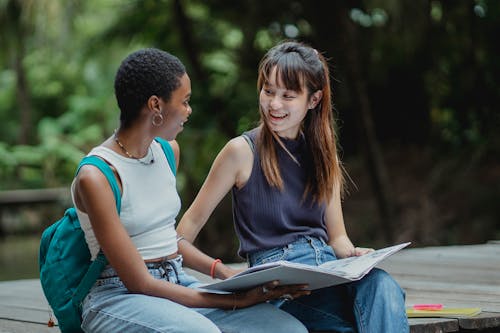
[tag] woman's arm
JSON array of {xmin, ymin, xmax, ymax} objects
[
  {"xmin": 324, "ymin": 185, "xmax": 355, "ymax": 258},
  {"xmin": 75, "ymin": 165, "xmax": 154, "ymax": 293},
  {"xmin": 177, "ymin": 136, "xmax": 253, "ymax": 278},
  {"xmin": 74, "ymin": 162, "xmax": 220, "ymax": 306},
  {"xmin": 324, "ymin": 185, "xmax": 373, "ymax": 258},
  {"xmin": 75, "ymin": 162, "xmax": 307, "ymax": 308},
  {"xmin": 170, "ymin": 139, "xmax": 238, "ymax": 278},
  {"xmin": 177, "ymin": 238, "xmax": 241, "ymax": 280}
]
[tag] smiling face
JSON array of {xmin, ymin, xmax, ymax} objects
[
  {"xmin": 160, "ymin": 73, "xmax": 192, "ymax": 140},
  {"xmin": 259, "ymin": 66, "xmax": 320, "ymax": 139}
]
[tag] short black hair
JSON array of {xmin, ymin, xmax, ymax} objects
[{"xmin": 114, "ymin": 48, "xmax": 186, "ymax": 128}]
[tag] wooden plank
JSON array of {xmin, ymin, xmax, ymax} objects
[
  {"xmin": 311, "ymin": 318, "xmax": 460, "ymax": 333},
  {"xmin": 0, "ymin": 188, "xmax": 68, "ymax": 205},
  {"xmin": 0, "ymin": 305, "xmax": 52, "ymax": 326},
  {"xmin": 378, "ymin": 245, "xmax": 500, "ymax": 314},
  {"xmin": 0, "ymin": 280, "xmax": 51, "ymax": 326},
  {"xmin": 381, "ymin": 263, "xmax": 500, "ymax": 282},
  {"xmin": 0, "ymin": 318, "xmax": 58, "ymax": 333},
  {"xmin": 400, "ymin": 280, "xmax": 500, "ymax": 296},
  {"xmin": 382, "ymin": 243, "xmax": 500, "ymax": 261},
  {"xmin": 403, "ymin": 294, "xmax": 500, "ymax": 313},
  {"xmin": 457, "ymin": 312, "xmax": 500, "ymax": 330},
  {"xmin": 408, "ymin": 318, "xmax": 459, "ymax": 333},
  {"xmin": 380, "ymin": 249, "xmax": 500, "ymax": 276},
  {"xmin": 377, "ymin": 243, "xmax": 500, "ymax": 332},
  {"xmin": 401, "ymin": 283, "xmax": 500, "ymax": 311}
]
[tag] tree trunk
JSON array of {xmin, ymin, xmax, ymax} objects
[
  {"xmin": 173, "ymin": 0, "xmax": 235, "ymax": 138},
  {"xmin": 5, "ymin": 0, "xmax": 34, "ymax": 144},
  {"xmin": 14, "ymin": 45, "xmax": 33, "ymax": 145},
  {"xmin": 339, "ymin": 11, "xmax": 395, "ymax": 243}
]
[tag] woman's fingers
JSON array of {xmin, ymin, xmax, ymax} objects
[
  {"xmin": 261, "ymin": 282, "xmax": 310, "ymax": 299},
  {"xmin": 275, "ymin": 284, "xmax": 310, "ymax": 299},
  {"xmin": 354, "ymin": 247, "xmax": 374, "ymax": 256},
  {"xmin": 241, "ymin": 282, "xmax": 310, "ymax": 308}
]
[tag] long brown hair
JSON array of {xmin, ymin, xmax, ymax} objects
[{"xmin": 256, "ymin": 41, "xmax": 345, "ymax": 204}]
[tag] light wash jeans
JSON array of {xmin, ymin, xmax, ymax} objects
[
  {"xmin": 247, "ymin": 236, "xmax": 410, "ymax": 333},
  {"xmin": 81, "ymin": 255, "xmax": 307, "ymax": 333}
]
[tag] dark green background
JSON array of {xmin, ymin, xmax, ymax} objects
[{"xmin": 1, "ymin": 1, "xmax": 498, "ymax": 273}]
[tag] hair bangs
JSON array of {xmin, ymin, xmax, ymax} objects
[{"xmin": 260, "ymin": 52, "xmax": 308, "ymax": 93}]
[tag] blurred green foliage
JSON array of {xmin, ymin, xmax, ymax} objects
[{"xmin": 1, "ymin": 0, "xmax": 499, "ymax": 256}]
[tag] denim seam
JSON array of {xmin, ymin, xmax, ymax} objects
[
  {"xmin": 306, "ymin": 237, "xmax": 324, "ymax": 266},
  {"xmin": 86, "ymin": 308, "xmax": 168, "ymax": 333},
  {"xmin": 352, "ymin": 297, "xmax": 366, "ymax": 333}
]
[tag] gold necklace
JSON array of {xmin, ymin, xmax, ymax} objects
[{"xmin": 113, "ymin": 130, "xmax": 155, "ymax": 165}]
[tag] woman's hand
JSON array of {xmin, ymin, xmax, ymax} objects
[
  {"xmin": 338, "ymin": 246, "xmax": 375, "ymax": 258},
  {"xmin": 352, "ymin": 246, "xmax": 374, "ymax": 256},
  {"xmin": 329, "ymin": 235, "xmax": 374, "ymax": 258},
  {"xmin": 234, "ymin": 280, "xmax": 311, "ymax": 308}
]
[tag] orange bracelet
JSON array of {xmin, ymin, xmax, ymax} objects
[{"xmin": 210, "ymin": 259, "xmax": 222, "ymax": 279}]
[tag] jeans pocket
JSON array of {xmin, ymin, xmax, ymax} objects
[
  {"xmin": 81, "ymin": 305, "xmax": 98, "ymax": 331},
  {"xmin": 323, "ymin": 244, "xmax": 337, "ymax": 260},
  {"xmin": 251, "ymin": 247, "xmax": 286, "ymax": 265}
]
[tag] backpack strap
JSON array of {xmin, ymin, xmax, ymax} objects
[
  {"xmin": 155, "ymin": 137, "xmax": 177, "ymax": 176},
  {"xmin": 72, "ymin": 156, "xmax": 122, "ymax": 306},
  {"xmin": 77, "ymin": 156, "xmax": 122, "ymax": 211}
]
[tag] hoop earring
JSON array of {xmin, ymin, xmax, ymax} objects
[{"xmin": 152, "ymin": 112, "xmax": 164, "ymax": 126}]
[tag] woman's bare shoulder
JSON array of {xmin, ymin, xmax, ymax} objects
[{"xmin": 222, "ymin": 136, "xmax": 253, "ymax": 161}]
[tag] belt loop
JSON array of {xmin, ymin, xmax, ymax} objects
[
  {"xmin": 158, "ymin": 259, "xmax": 180, "ymax": 283},
  {"xmin": 158, "ymin": 265, "xmax": 167, "ymax": 278},
  {"xmin": 170, "ymin": 260, "xmax": 179, "ymax": 282},
  {"xmin": 160, "ymin": 261, "xmax": 169, "ymax": 279}
]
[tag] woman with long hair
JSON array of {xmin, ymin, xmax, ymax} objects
[{"xmin": 178, "ymin": 41, "xmax": 409, "ymax": 333}]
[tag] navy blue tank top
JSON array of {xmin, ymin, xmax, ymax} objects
[{"xmin": 231, "ymin": 128, "xmax": 328, "ymax": 257}]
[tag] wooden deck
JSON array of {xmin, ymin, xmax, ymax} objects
[
  {"xmin": 377, "ymin": 240, "xmax": 500, "ymax": 333},
  {"xmin": 0, "ymin": 241, "xmax": 499, "ymax": 332}
]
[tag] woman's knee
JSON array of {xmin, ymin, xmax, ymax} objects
[
  {"xmin": 224, "ymin": 303, "xmax": 307, "ymax": 333},
  {"xmin": 355, "ymin": 268, "xmax": 405, "ymax": 301},
  {"xmin": 249, "ymin": 303, "xmax": 308, "ymax": 333},
  {"xmin": 259, "ymin": 314, "xmax": 308, "ymax": 333},
  {"xmin": 373, "ymin": 269, "xmax": 404, "ymax": 295}
]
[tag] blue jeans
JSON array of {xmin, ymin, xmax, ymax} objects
[
  {"xmin": 81, "ymin": 255, "xmax": 307, "ymax": 333},
  {"xmin": 247, "ymin": 236, "xmax": 409, "ymax": 333}
]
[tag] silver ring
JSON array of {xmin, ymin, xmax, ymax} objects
[
  {"xmin": 262, "ymin": 286, "xmax": 269, "ymax": 294},
  {"xmin": 281, "ymin": 293, "xmax": 293, "ymax": 301}
]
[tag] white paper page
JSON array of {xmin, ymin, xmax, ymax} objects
[{"xmin": 319, "ymin": 242, "xmax": 411, "ymax": 278}]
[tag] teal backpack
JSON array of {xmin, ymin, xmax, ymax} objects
[{"xmin": 39, "ymin": 137, "xmax": 176, "ymax": 333}]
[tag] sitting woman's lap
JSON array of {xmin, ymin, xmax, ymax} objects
[
  {"xmin": 246, "ymin": 236, "xmax": 409, "ymax": 333},
  {"xmin": 81, "ymin": 256, "xmax": 308, "ymax": 333}
]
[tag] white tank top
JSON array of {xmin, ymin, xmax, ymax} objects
[{"xmin": 71, "ymin": 140, "xmax": 181, "ymax": 260}]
